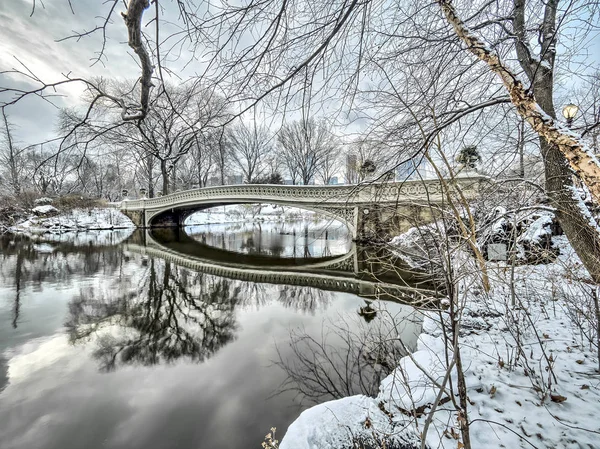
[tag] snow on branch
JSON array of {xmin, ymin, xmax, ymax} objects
[{"xmin": 436, "ymin": 0, "xmax": 600, "ymax": 203}]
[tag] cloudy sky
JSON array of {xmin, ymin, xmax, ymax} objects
[
  {"xmin": 1, "ymin": 0, "xmax": 598, "ymax": 147},
  {"xmin": 0, "ymin": 0, "xmax": 146, "ymax": 144}
]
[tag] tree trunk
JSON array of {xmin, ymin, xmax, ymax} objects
[
  {"xmin": 147, "ymin": 153, "xmax": 154, "ymax": 198},
  {"xmin": 518, "ymin": 118, "xmax": 525, "ymax": 178},
  {"xmin": 531, "ymin": 40, "xmax": 600, "ymax": 284},
  {"xmin": 197, "ymin": 160, "xmax": 203, "ymax": 187},
  {"xmin": 437, "ymin": 0, "xmax": 600, "ymax": 283},
  {"xmin": 542, "ymin": 138, "xmax": 600, "ymax": 281},
  {"xmin": 2, "ymin": 110, "xmax": 21, "ymax": 195},
  {"xmin": 161, "ymin": 160, "xmax": 169, "ymax": 195}
]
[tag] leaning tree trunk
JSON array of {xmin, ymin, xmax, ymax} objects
[
  {"xmin": 532, "ymin": 64, "xmax": 600, "ymax": 282},
  {"xmin": 543, "ymin": 138, "xmax": 600, "ymax": 280},
  {"xmin": 437, "ymin": 0, "xmax": 600, "ymax": 283}
]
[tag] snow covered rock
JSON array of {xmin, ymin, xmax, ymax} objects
[
  {"xmin": 33, "ymin": 197, "xmax": 53, "ymax": 205},
  {"xmin": 389, "ymin": 225, "xmax": 442, "ymax": 270},
  {"xmin": 31, "ymin": 205, "xmax": 59, "ymax": 216},
  {"xmin": 280, "ymin": 395, "xmax": 423, "ymax": 449}
]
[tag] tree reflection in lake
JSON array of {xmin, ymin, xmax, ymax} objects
[
  {"xmin": 274, "ymin": 305, "xmax": 418, "ymax": 406},
  {"xmin": 277, "ymin": 285, "xmax": 332, "ymax": 313},
  {"xmin": 65, "ymin": 257, "xmax": 334, "ymax": 371},
  {"xmin": 66, "ymin": 259, "xmax": 242, "ymax": 371},
  {"xmin": 186, "ymin": 219, "xmax": 350, "ymax": 259},
  {"xmin": 0, "ymin": 230, "xmax": 422, "ymax": 449}
]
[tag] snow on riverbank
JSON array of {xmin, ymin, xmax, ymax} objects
[
  {"xmin": 9, "ymin": 203, "xmax": 324, "ymax": 233},
  {"xmin": 280, "ymin": 236, "xmax": 600, "ymax": 449},
  {"xmin": 11, "ymin": 208, "xmax": 135, "ymax": 233}
]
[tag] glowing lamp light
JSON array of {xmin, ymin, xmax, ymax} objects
[{"xmin": 562, "ymin": 103, "xmax": 579, "ymax": 124}]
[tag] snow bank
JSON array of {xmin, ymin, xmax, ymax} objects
[
  {"xmin": 32, "ymin": 204, "xmax": 58, "ymax": 215},
  {"xmin": 280, "ymin": 236, "xmax": 600, "ymax": 449},
  {"xmin": 378, "ymin": 335, "xmax": 452, "ymax": 412},
  {"xmin": 389, "ymin": 224, "xmax": 444, "ymax": 270},
  {"xmin": 281, "ymin": 396, "xmax": 422, "ymax": 449},
  {"xmin": 33, "ymin": 197, "xmax": 53, "ymax": 205},
  {"xmin": 12, "ymin": 208, "xmax": 135, "ymax": 233}
]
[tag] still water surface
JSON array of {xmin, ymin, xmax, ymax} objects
[{"xmin": 0, "ymin": 221, "xmax": 421, "ymax": 449}]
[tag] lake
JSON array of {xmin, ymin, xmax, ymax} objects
[{"xmin": 0, "ymin": 220, "xmax": 423, "ymax": 449}]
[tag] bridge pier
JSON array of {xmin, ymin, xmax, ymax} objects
[
  {"xmin": 122, "ymin": 207, "xmax": 187, "ymax": 228},
  {"xmin": 354, "ymin": 203, "xmax": 437, "ymax": 242}
]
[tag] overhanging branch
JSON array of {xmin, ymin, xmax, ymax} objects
[{"xmin": 121, "ymin": 0, "xmax": 154, "ymax": 121}]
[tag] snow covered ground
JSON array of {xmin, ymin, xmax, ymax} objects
[
  {"xmin": 10, "ymin": 207, "xmax": 135, "ymax": 233},
  {"xmin": 280, "ymin": 236, "xmax": 600, "ymax": 449}
]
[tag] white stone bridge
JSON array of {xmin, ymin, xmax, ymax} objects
[{"xmin": 120, "ymin": 175, "xmax": 487, "ymax": 241}]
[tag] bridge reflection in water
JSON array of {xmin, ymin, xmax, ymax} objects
[
  {"xmin": 124, "ymin": 228, "xmax": 435, "ymax": 307},
  {"xmin": 0, "ymin": 228, "xmax": 431, "ymax": 448}
]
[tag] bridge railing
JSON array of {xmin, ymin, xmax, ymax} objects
[{"xmin": 120, "ymin": 175, "xmax": 488, "ymax": 211}]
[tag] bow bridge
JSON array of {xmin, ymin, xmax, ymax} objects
[{"xmin": 120, "ymin": 175, "xmax": 487, "ymax": 240}]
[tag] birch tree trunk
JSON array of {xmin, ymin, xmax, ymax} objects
[{"xmin": 437, "ymin": 0, "xmax": 600, "ymax": 283}]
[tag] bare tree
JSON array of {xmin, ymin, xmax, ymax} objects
[
  {"xmin": 228, "ymin": 122, "xmax": 273, "ymax": 183},
  {"xmin": 433, "ymin": 0, "xmax": 600, "ymax": 283},
  {"xmin": 59, "ymin": 81, "xmax": 230, "ymax": 196},
  {"xmin": 0, "ymin": 109, "xmax": 25, "ymax": 195},
  {"xmin": 277, "ymin": 119, "xmax": 338, "ymax": 185},
  {"xmin": 317, "ymin": 146, "xmax": 342, "ymax": 185}
]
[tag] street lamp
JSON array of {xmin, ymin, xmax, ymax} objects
[{"xmin": 562, "ymin": 103, "xmax": 579, "ymax": 127}]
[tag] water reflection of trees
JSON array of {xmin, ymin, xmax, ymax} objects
[
  {"xmin": 187, "ymin": 221, "xmax": 347, "ymax": 258},
  {"xmin": 275, "ymin": 309, "xmax": 412, "ymax": 406},
  {"xmin": 2, "ymin": 234, "xmax": 342, "ymax": 372},
  {"xmin": 277, "ymin": 286, "xmax": 332, "ymax": 313},
  {"xmin": 229, "ymin": 281, "xmax": 332, "ymax": 313},
  {"xmin": 0, "ymin": 235, "xmax": 126, "ymax": 329},
  {"xmin": 66, "ymin": 260, "xmax": 242, "ymax": 371},
  {"xmin": 66, "ymin": 260, "xmax": 335, "ymax": 371}
]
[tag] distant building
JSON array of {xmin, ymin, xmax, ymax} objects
[
  {"xmin": 345, "ymin": 154, "xmax": 358, "ymax": 184},
  {"xmin": 328, "ymin": 177, "xmax": 339, "ymax": 185},
  {"xmin": 227, "ymin": 174, "xmax": 243, "ymax": 185},
  {"xmin": 396, "ymin": 158, "xmax": 434, "ymax": 181},
  {"xmin": 208, "ymin": 176, "xmax": 220, "ymax": 186},
  {"xmin": 283, "ymin": 179, "xmax": 294, "ymax": 185}
]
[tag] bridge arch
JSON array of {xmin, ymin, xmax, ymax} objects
[
  {"xmin": 120, "ymin": 178, "xmax": 487, "ymax": 241},
  {"xmin": 147, "ymin": 200, "xmax": 356, "ymax": 236}
]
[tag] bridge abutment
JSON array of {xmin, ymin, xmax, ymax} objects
[{"xmin": 122, "ymin": 209, "xmax": 145, "ymax": 228}]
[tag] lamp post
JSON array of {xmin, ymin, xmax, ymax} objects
[{"xmin": 562, "ymin": 103, "xmax": 579, "ymax": 128}]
